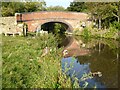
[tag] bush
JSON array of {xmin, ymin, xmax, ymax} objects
[
  {"xmin": 103, "ymin": 24, "xmax": 118, "ymax": 38},
  {"xmin": 2, "ymin": 34, "xmax": 80, "ymax": 88},
  {"xmin": 111, "ymin": 21, "xmax": 120, "ymax": 31},
  {"xmin": 81, "ymin": 27, "xmax": 91, "ymax": 39}
]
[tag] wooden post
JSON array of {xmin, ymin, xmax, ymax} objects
[
  {"xmin": 23, "ymin": 24, "xmax": 27, "ymax": 37},
  {"xmin": 98, "ymin": 42, "xmax": 101, "ymax": 54}
]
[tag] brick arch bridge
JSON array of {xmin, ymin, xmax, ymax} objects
[{"xmin": 16, "ymin": 11, "xmax": 89, "ymax": 32}]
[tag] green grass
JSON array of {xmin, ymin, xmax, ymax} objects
[{"xmin": 2, "ymin": 34, "xmax": 80, "ymax": 88}]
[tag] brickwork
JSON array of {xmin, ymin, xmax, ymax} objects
[{"xmin": 16, "ymin": 11, "xmax": 89, "ymax": 32}]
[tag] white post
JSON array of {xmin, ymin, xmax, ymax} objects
[
  {"xmin": 13, "ymin": 33, "xmax": 15, "ymax": 37},
  {"xmin": 36, "ymin": 25, "xmax": 41, "ymax": 36},
  {"xmin": 5, "ymin": 33, "xmax": 7, "ymax": 36}
]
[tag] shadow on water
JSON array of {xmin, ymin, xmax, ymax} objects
[{"xmin": 61, "ymin": 35, "xmax": 119, "ymax": 88}]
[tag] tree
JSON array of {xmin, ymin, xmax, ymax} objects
[
  {"xmin": 47, "ymin": 6, "xmax": 65, "ymax": 11},
  {"xmin": 86, "ymin": 2, "xmax": 119, "ymax": 29},
  {"xmin": 24, "ymin": 2, "xmax": 46, "ymax": 12},
  {"xmin": 1, "ymin": 2, "xmax": 25, "ymax": 16},
  {"xmin": 1, "ymin": 1, "xmax": 46, "ymax": 17},
  {"xmin": 111, "ymin": 2, "xmax": 120, "ymax": 22},
  {"xmin": 66, "ymin": 1, "xmax": 119, "ymax": 29},
  {"xmin": 67, "ymin": 1, "xmax": 87, "ymax": 12}
]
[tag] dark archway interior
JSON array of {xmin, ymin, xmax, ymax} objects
[
  {"xmin": 41, "ymin": 22, "xmax": 72, "ymax": 34},
  {"xmin": 40, "ymin": 21, "xmax": 73, "ymax": 48}
]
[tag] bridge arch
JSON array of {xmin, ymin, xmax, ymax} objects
[{"xmin": 36, "ymin": 20, "xmax": 74, "ymax": 33}]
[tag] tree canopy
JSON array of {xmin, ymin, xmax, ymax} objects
[
  {"xmin": 86, "ymin": 2, "xmax": 120, "ymax": 28},
  {"xmin": 67, "ymin": 1, "xmax": 120, "ymax": 29},
  {"xmin": 46, "ymin": 6, "xmax": 65, "ymax": 11},
  {"xmin": 1, "ymin": 1, "xmax": 46, "ymax": 16},
  {"xmin": 67, "ymin": 2, "xmax": 87, "ymax": 12}
]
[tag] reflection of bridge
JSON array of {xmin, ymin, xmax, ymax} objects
[
  {"xmin": 63, "ymin": 36, "xmax": 90, "ymax": 57},
  {"xmin": 16, "ymin": 11, "xmax": 88, "ymax": 32}
]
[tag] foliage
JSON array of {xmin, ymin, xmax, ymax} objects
[
  {"xmin": 85, "ymin": 2, "xmax": 120, "ymax": 29},
  {"xmin": 103, "ymin": 24, "xmax": 118, "ymax": 38},
  {"xmin": 41, "ymin": 22, "xmax": 67, "ymax": 47},
  {"xmin": 67, "ymin": 2, "xmax": 119, "ymax": 29},
  {"xmin": 111, "ymin": 2, "xmax": 120, "ymax": 22},
  {"xmin": 47, "ymin": 6, "xmax": 65, "ymax": 11},
  {"xmin": 53, "ymin": 23, "xmax": 66, "ymax": 34},
  {"xmin": 1, "ymin": 2, "xmax": 24, "ymax": 16},
  {"xmin": 53, "ymin": 23, "xmax": 61, "ymax": 34},
  {"xmin": 1, "ymin": 2, "xmax": 46, "ymax": 16},
  {"xmin": 111, "ymin": 21, "xmax": 120, "ymax": 31},
  {"xmin": 81, "ymin": 27, "xmax": 91, "ymax": 39},
  {"xmin": 67, "ymin": 1, "xmax": 87, "ymax": 12},
  {"xmin": 2, "ymin": 34, "xmax": 80, "ymax": 88},
  {"xmin": 24, "ymin": 2, "xmax": 46, "ymax": 12},
  {"xmin": 52, "ymin": 23, "xmax": 67, "ymax": 47},
  {"xmin": 41, "ymin": 23, "xmax": 66, "ymax": 34}
]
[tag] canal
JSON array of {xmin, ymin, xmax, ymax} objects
[{"xmin": 60, "ymin": 35, "xmax": 119, "ymax": 88}]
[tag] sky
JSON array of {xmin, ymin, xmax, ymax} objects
[{"xmin": 44, "ymin": 0, "xmax": 73, "ymax": 8}]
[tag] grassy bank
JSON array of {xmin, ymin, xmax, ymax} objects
[
  {"xmin": 2, "ymin": 34, "xmax": 80, "ymax": 88},
  {"xmin": 73, "ymin": 24, "xmax": 119, "ymax": 40}
]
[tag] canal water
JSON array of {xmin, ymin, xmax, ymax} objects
[{"xmin": 61, "ymin": 35, "xmax": 119, "ymax": 88}]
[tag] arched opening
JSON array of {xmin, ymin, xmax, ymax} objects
[
  {"xmin": 36, "ymin": 21, "xmax": 73, "ymax": 47},
  {"xmin": 36, "ymin": 21, "xmax": 73, "ymax": 34}
]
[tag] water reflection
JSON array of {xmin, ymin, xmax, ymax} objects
[
  {"xmin": 61, "ymin": 35, "xmax": 118, "ymax": 88},
  {"xmin": 62, "ymin": 57, "xmax": 106, "ymax": 88}
]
